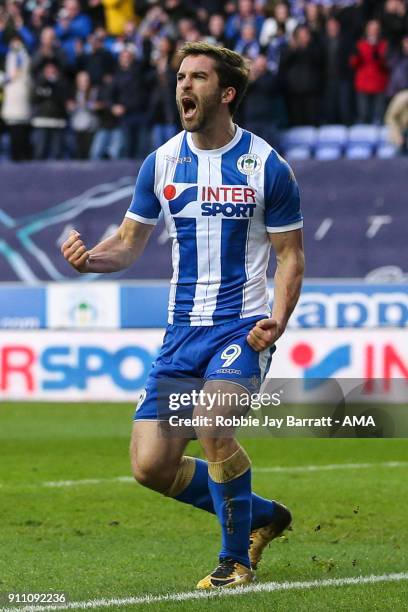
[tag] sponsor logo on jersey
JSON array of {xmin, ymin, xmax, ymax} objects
[
  {"xmin": 201, "ymin": 186, "xmax": 256, "ymax": 203},
  {"xmin": 163, "ymin": 184, "xmax": 258, "ymax": 218},
  {"xmin": 201, "ymin": 203, "xmax": 256, "ymax": 217},
  {"xmin": 237, "ymin": 154, "xmax": 262, "ymax": 175}
]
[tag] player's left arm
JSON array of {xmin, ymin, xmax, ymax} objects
[
  {"xmin": 247, "ymin": 229, "xmax": 304, "ymax": 351},
  {"xmin": 247, "ymin": 152, "xmax": 304, "ymax": 352}
]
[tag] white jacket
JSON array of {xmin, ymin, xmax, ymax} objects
[
  {"xmin": 259, "ymin": 17, "xmax": 298, "ymax": 47},
  {"xmin": 1, "ymin": 46, "xmax": 31, "ymax": 123}
]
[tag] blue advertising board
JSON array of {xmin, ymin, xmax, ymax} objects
[
  {"xmin": 0, "ymin": 282, "xmax": 407, "ymax": 329},
  {"xmin": 0, "ymin": 159, "xmax": 407, "ymax": 281},
  {"xmin": 0, "ymin": 286, "xmax": 46, "ymax": 328}
]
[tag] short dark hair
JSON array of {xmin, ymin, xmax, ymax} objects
[{"xmin": 177, "ymin": 42, "xmax": 250, "ymax": 116}]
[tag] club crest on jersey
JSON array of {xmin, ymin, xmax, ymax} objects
[{"xmin": 237, "ymin": 153, "xmax": 262, "ymax": 176}]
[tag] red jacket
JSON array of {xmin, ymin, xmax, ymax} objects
[{"xmin": 350, "ymin": 39, "xmax": 389, "ymax": 94}]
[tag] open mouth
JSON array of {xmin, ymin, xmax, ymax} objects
[{"xmin": 181, "ymin": 97, "xmax": 197, "ymax": 120}]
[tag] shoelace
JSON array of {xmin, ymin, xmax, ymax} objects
[{"xmin": 213, "ymin": 558, "xmax": 237, "ymax": 578}]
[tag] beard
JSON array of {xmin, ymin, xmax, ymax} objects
[{"xmin": 177, "ymin": 89, "xmax": 223, "ymax": 133}]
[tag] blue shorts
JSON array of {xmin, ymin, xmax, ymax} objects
[{"xmin": 134, "ymin": 316, "xmax": 275, "ymax": 421}]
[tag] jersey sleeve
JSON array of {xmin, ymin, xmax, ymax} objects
[
  {"xmin": 126, "ymin": 151, "xmax": 161, "ymax": 225},
  {"xmin": 264, "ymin": 151, "xmax": 303, "ymax": 233}
]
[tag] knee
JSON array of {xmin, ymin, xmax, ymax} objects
[{"xmin": 131, "ymin": 458, "xmax": 176, "ymax": 493}]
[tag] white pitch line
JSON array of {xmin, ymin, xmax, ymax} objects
[
  {"xmin": 1, "ymin": 461, "xmax": 406, "ymax": 490},
  {"xmin": 43, "ymin": 477, "xmax": 134, "ymax": 488},
  {"xmin": 254, "ymin": 461, "xmax": 408, "ymax": 473},
  {"xmin": 41, "ymin": 461, "xmax": 408, "ymax": 487},
  {"xmin": 1, "ymin": 572, "xmax": 407, "ymax": 612}
]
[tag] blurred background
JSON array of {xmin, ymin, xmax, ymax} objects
[{"xmin": 0, "ymin": 0, "xmax": 407, "ymax": 404}]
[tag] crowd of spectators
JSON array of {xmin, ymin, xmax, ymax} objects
[{"xmin": 0, "ymin": 0, "xmax": 407, "ymax": 161}]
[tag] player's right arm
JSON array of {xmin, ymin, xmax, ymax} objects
[
  {"xmin": 61, "ymin": 151, "xmax": 162, "ymax": 274},
  {"xmin": 61, "ymin": 220, "xmax": 155, "ymax": 273}
]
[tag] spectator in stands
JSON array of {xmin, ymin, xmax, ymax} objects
[
  {"xmin": 111, "ymin": 45, "xmax": 152, "ymax": 158},
  {"xmin": 235, "ymin": 23, "xmax": 261, "ymax": 60},
  {"xmin": 31, "ymin": 60, "xmax": 69, "ymax": 159},
  {"xmin": 304, "ymin": 2, "xmax": 325, "ymax": 43},
  {"xmin": 179, "ymin": 23, "xmax": 201, "ymax": 44},
  {"xmin": 177, "ymin": 18, "xmax": 201, "ymax": 44},
  {"xmin": 67, "ymin": 70, "xmax": 98, "ymax": 159},
  {"xmin": 163, "ymin": 0, "xmax": 195, "ymax": 27},
  {"xmin": 350, "ymin": 19, "xmax": 389, "ymax": 124},
  {"xmin": 89, "ymin": 72, "xmax": 122, "ymax": 159},
  {"xmin": 26, "ymin": 4, "xmax": 51, "ymax": 42},
  {"xmin": 55, "ymin": 0, "xmax": 93, "ymax": 66},
  {"xmin": 90, "ymin": 0, "xmax": 136, "ymax": 37},
  {"xmin": 203, "ymin": 14, "xmax": 229, "ymax": 48},
  {"xmin": 83, "ymin": 0, "xmax": 105, "ymax": 30},
  {"xmin": 76, "ymin": 28, "xmax": 116, "ymax": 85},
  {"xmin": 385, "ymin": 88, "xmax": 408, "ymax": 152},
  {"xmin": 110, "ymin": 20, "xmax": 152, "ymax": 63},
  {"xmin": 225, "ymin": 0, "xmax": 265, "ymax": 46},
  {"xmin": 23, "ymin": 0, "xmax": 57, "ymax": 23},
  {"xmin": 1, "ymin": 34, "xmax": 31, "ymax": 161},
  {"xmin": 322, "ymin": 17, "xmax": 354, "ymax": 124},
  {"xmin": 280, "ymin": 24, "xmax": 324, "ymax": 125},
  {"xmin": 242, "ymin": 54, "xmax": 285, "ymax": 146},
  {"xmin": 193, "ymin": 1, "xmax": 226, "ymax": 34},
  {"xmin": 149, "ymin": 36, "xmax": 179, "ymax": 150},
  {"xmin": 259, "ymin": 2, "xmax": 298, "ymax": 47},
  {"xmin": 137, "ymin": 5, "xmax": 176, "ymax": 47},
  {"xmin": 380, "ymin": 0, "xmax": 408, "ymax": 54},
  {"xmin": 31, "ymin": 26, "xmax": 69, "ymax": 78},
  {"xmin": 0, "ymin": 0, "xmax": 407, "ymax": 162},
  {"xmin": 265, "ymin": 24, "xmax": 288, "ymax": 75},
  {"xmin": 0, "ymin": 2, "xmax": 36, "ymax": 62},
  {"xmin": 387, "ymin": 35, "xmax": 408, "ymax": 98}
]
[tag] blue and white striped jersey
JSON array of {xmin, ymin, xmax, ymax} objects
[{"xmin": 126, "ymin": 126, "xmax": 303, "ymax": 326}]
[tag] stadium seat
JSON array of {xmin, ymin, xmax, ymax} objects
[
  {"xmin": 376, "ymin": 143, "xmax": 398, "ymax": 158},
  {"xmin": 314, "ymin": 145, "xmax": 342, "ymax": 161},
  {"xmin": 281, "ymin": 126, "xmax": 317, "ymax": 149},
  {"xmin": 378, "ymin": 125, "xmax": 391, "ymax": 144},
  {"xmin": 345, "ymin": 144, "xmax": 373, "ymax": 159},
  {"xmin": 316, "ymin": 125, "xmax": 348, "ymax": 148},
  {"xmin": 348, "ymin": 124, "xmax": 380, "ymax": 147},
  {"xmin": 285, "ymin": 146, "xmax": 312, "ymax": 160}
]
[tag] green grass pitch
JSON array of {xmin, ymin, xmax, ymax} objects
[{"xmin": 0, "ymin": 402, "xmax": 407, "ymax": 611}]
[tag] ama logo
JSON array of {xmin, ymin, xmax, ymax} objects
[{"xmin": 291, "ymin": 343, "xmax": 351, "ymax": 390}]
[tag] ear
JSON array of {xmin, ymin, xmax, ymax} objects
[{"xmin": 221, "ymin": 86, "xmax": 236, "ymax": 106}]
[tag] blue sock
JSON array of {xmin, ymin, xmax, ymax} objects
[
  {"xmin": 175, "ymin": 458, "xmax": 275, "ymax": 529},
  {"xmin": 175, "ymin": 458, "xmax": 214, "ymax": 512},
  {"xmin": 208, "ymin": 467, "xmax": 252, "ymax": 568}
]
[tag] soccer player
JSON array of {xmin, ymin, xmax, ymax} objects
[{"xmin": 61, "ymin": 42, "xmax": 304, "ymax": 589}]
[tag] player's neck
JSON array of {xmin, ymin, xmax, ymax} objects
[{"xmin": 191, "ymin": 119, "xmax": 236, "ymax": 151}]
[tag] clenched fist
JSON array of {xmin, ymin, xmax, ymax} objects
[
  {"xmin": 61, "ymin": 229, "xmax": 90, "ymax": 272},
  {"xmin": 247, "ymin": 318, "xmax": 283, "ymax": 352}
]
